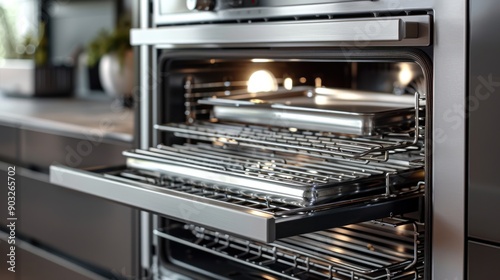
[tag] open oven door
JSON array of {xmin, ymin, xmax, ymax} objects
[{"xmin": 50, "ymin": 164, "xmax": 422, "ymax": 243}]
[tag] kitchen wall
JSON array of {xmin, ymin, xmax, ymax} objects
[{"xmin": 49, "ymin": 0, "xmax": 117, "ymax": 65}]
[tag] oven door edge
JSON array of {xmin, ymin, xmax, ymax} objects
[
  {"xmin": 50, "ymin": 165, "xmax": 275, "ymax": 242},
  {"xmin": 49, "ymin": 165, "xmax": 421, "ymax": 243}
]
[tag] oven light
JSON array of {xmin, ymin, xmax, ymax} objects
[
  {"xmin": 247, "ymin": 70, "xmax": 278, "ymax": 93},
  {"xmin": 284, "ymin": 77, "xmax": 293, "ymax": 90},
  {"xmin": 398, "ymin": 63, "xmax": 414, "ymax": 86},
  {"xmin": 315, "ymin": 77, "xmax": 322, "ymax": 87}
]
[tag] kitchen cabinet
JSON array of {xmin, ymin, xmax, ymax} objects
[
  {"xmin": 16, "ymin": 165, "xmax": 138, "ymax": 278},
  {"xmin": 469, "ymin": 0, "xmax": 500, "ymax": 245},
  {"xmin": 0, "ymin": 231, "xmax": 106, "ymax": 280},
  {"xmin": 468, "ymin": 241, "xmax": 500, "ymax": 279},
  {"xmin": 0, "ymin": 233, "xmax": 16, "ymax": 280},
  {"xmin": 0, "ymin": 96, "xmax": 137, "ymax": 279},
  {"xmin": 0, "ymin": 123, "xmax": 18, "ymax": 163}
]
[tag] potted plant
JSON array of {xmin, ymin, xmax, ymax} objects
[{"xmin": 87, "ymin": 16, "xmax": 133, "ymax": 101}]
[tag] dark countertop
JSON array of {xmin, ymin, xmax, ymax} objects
[{"xmin": 0, "ymin": 93, "xmax": 134, "ymax": 143}]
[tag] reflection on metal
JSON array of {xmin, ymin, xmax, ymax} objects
[{"xmin": 131, "ymin": 16, "xmax": 431, "ymax": 47}]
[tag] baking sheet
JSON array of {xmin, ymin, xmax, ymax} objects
[{"xmin": 199, "ymin": 87, "xmax": 416, "ymax": 136}]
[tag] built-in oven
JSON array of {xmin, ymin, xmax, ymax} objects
[{"xmin": 50, "ymin": 0, "xmax": 469, "ymax": 279}]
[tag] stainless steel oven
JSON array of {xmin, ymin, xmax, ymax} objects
[{"xmin": 50, "ymin": 1, "xmax": 468, "ymax": 279}]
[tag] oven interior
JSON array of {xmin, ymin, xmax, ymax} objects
[{"xmin": 132, "ymin": 50, "xmax": 431, "ymax": 280}]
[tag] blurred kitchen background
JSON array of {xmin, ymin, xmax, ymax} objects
[
  {"xmin": 0, "ymin": 1, "xmax": 138, "ymax": 279},
  {"xmin": 0, "ymin": 0, "xmax": 134, "ymax": 99}
]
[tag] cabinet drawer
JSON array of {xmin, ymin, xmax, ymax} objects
[
  {"xmin": 18, "ymin": 169, "xmax": 137, "ymax": 278},
  {"xmin": 469, "ymin": 241, "xmax": 500, "ymax": 279},
  {"xmin": 0, "ymin": 123, "xmax": 18, "ymax": 162}
]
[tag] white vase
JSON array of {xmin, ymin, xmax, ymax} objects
[{"xmin": 99, "ymin": 50, "xmax": 134, "ymax": 97}]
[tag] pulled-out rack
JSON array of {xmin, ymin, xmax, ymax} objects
[
  {"xmin": 123, "ymin": 143, "xmax": 423, "ymax": 206},
  {"xmin": 157, "ymin": 218, "xmax": 424, "ymax": 280},
  {"xmin": 94, "ymin": 161, "xmax": 424, "ymax": 241}
]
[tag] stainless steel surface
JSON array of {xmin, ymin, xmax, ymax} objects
[
  {"xmin": 258, "ymin": 0, "xmax": 371, "ymax": 7},
  {"xmin": 50, "ymin": 164, "xmax": 276, "ymax": 242},
  {"xmin": 432, "ymin": 1, "xmax": 467, "ymax": 279},
  {"xmin": 50, "ymin": 164, "xmax": 422, "ymax": 243},
  {"xmin": 157, "ymin": 0, "xmax": 371, "ymax": 16},
  {"xmin": 140, "ymin": 211, "xmax": 151, "ymax": 279},
  {"xmin": 136, "ymin": 0, "xmax": 152, "ymax": 275},
  {"xmin": 202, "ymin": 87, "xmax": 417, "ymax": 136},
  {"xmin": 156, "ymin": 219, "xmax": 423, "ymax": 280},
  {"xmin": 186, "ymin": 0, "xmax": 215, "ymax": 11},
  {"xmin": 139, "ymin": 0, "xmax": 151, "ymax": 150},
  {"xmin": 468, "ymin": 241, "xmax": 500, "ymax": 279},
  {"xmin": 123, "ymin": 143, "xmax": 423, "ymax": 205},
  {"xmin": 103, "ymin": 0, "xmax": 471, "ymax": 278},
  {"xmin": 131, "ymin": 15, "xmax": 430, "ymax": 47},
  {"xmin": 153, "ymin": 0, "xmax": 433, "ymax": 26},
  {"xmin": 140, "ymin": 0, "xmax": 153, "ymax": 271},
  {"xmin": 0, "ymin": 231, "xmax": 107, "ymax": 280},
  {"xmin": 468, "ymin": 0, "xmax": 500, "ymax": 245}
]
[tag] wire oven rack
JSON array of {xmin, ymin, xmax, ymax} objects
[
  {"xmin": 155, "ymin": 218, "xmax": 424, "ymax": 280},
  {"xmin": 105, "ymin": 163, "xmax": 424, "ymax": 219},
  {"xmin": 122, "ymin": 143, "xmax": 423, "ymax": 206},
  {"xmin": 180, "ymin": 78, "xmax": 426, "ymax": 162},
  {"xmin": 155, "ymin": 121, "xmax": 423, "ymax": 162},
  {"xmin": 184, "ymin": 78, "xmax": 249, "ymax": 123}
]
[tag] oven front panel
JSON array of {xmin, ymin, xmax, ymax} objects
[{"xmin": 51, "ymin": 0, "xmax": 471, "ymax": 278}]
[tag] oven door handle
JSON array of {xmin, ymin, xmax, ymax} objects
[{"xmin": 130, "ymin": 15, "xmax": 430, "ymax": 47}]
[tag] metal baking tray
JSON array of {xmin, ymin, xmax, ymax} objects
[
  {"xmin": 122, "ymin": 144, "xmax": 424, "ymax": 206},
  {"xmin": 199, "ymin": 87, "xmax": 416, "ymax": 136}
]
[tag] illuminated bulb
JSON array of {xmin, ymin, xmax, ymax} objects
[
  {"xmin": 299, "ymin": 77, "xmax": 307, "ymax": 83},
  {"xmin": 284, "ymin": 77, "xmax": 293, "ymax": 90},
  {"xmin": 398, "ymin": 63, "xmax": 413, "ymax": 86},
  {"xmin": 315, "ymin": 77, "xmax": 322, "ymax": 87},
  {"xmin": 247, "ymin": 70, "xmax": 278, "ymax": 93}
]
